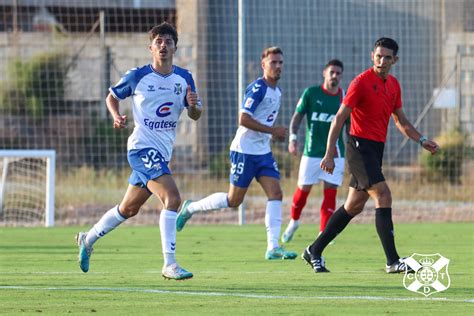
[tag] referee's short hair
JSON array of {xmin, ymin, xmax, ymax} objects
[{"xmin": 374, "ymin": 37, "xmax": 399, "ymax": 56}]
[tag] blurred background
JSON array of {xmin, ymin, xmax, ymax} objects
[{"xmin": 0, "ymin": 0, "xmax": 472, "ymax": 226}]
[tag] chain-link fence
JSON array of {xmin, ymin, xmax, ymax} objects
[{"xmin": 0, "ymin": 0, "xmax": 472, "ymax": 226}]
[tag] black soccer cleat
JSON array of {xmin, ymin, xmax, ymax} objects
[
  {"xmin": 385, "ymin": 257, "xmax": 415, "ymax": 274},
  {"xmin": 302, "ymin": 246, "xmax": 330, "ymax": 273}
]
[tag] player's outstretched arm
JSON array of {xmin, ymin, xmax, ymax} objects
[
  {"xmin": 392, "ymin": 108, "xmax": 439, "ymax": 155},
  {"xmin": 186, "ymin": 85, "xmax": 202, "ymax": 121},
  {"xmin": 106, "ymin": 93, "xmax": 127, "ymax": 129}
]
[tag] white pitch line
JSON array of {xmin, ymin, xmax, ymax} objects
[
  {"xmin": 0, "ymin": 272, "xmax": 110, "ymax": 275},
  {"xmin": 1, "ymin": 286, "xmax": 473, "ymax": 303}
]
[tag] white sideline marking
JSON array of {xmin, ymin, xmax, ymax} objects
[
  {"xmin": 0, "ymin": 272, "xmax": 109, "ymax": 275},
  {"xmin": 3, "ymin": 270, "xmax": 472, "ymax": 276},
  {"xmin": 1, "ymin": 286, "xmax": 473, "ymax": 303}
]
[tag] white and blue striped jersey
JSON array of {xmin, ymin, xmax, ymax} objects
[
  {"xmin": 109, "ymin": 64, "xmax": 200, "ymax": 161},
  {"xmin": 230, "ymin": 78, "xmax": 282, "ymax": 155}
]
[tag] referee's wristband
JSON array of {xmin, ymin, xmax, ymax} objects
[
  {"xmin": 289, "ymin": 134, "xmax": 298, "ymax": 142},
  {"xmin": 418, "ymin": 136, "xmax": 427, "ymax": 146}
]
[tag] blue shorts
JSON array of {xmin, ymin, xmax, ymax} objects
[
  {"xmin": 127, "ymin": 148, "xmax": 171, "ymax": 188},
  {"xmin": 229, "ymin": 151, "xmax": 280, "ymax": 188}
]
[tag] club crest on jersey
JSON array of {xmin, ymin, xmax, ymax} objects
[
  {"xmin": 174, "ymin": 83, "xmax": 182, "ymax": 95},
  {"xmin": 266, "ymin": 111, "xmax": 276, "ymax": 122},
  {"xmin": 156, "ymin": 102, "xmax": 173, "ymax": 117},
  {"xmin": 403, "ymin": 253, "xmax": 451, "ymax": 297}
]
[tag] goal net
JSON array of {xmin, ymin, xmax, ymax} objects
[{"xmin": 0, "ymin": 150, "xmax": 55, "ymax": 227}]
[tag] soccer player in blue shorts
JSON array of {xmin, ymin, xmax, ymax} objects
[
  {"xmin": 75, "ymin": 22, "xmax": 202, "ymax": 280},
  {"xmin": 176, "ymin": 46, "xmax": 297, "ymax": 260}
]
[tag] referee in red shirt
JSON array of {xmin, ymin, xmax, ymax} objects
[{"xmin": 302, "ymin": 38, "xmax": 439, "ymax": 273}]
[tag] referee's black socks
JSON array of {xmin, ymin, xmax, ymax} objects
[
  {"xmin": 375, "ymin": 207, "xmax": 400, "ymax": 265},
  {"xmin": 309, "ymin": 206, "xmax": 353, "ymax": 257}
]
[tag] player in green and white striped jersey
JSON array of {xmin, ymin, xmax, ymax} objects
[{"xmin": 282, "ymin": 59, "xmax": 348, "ymax": 244}]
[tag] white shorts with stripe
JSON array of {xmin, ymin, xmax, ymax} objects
[{"xmin": 297, "ymin": 156, "xmax": 345, "ymax": 186}]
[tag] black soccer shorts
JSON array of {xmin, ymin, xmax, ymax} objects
[{"xmin": 346, "ymin": 135, "xmax": 385, "ymax": 191}]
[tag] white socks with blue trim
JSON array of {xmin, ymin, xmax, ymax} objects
[
  {"xmin": 86, "ymin": 205, "xmax": 126, "ymax": 246},
  {"xmin": 160, "ymin": 209, "xmax": 177, "ymax": 266},
  {"xmin": 187, "ymin": 192, "xmax": 229, "ymax": 214}
]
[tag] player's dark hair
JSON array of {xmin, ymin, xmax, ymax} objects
[
  {"xmin": 374, "ymin": 37, "xmax": 399, "ymax": 56},
  {"xmin": 149, "ymin": 22, "xmax": 178, "ymax": 45},
  {"xmin": 261, "ymin": 46, "xmax": 283, "ymax": 59},
  {"xmin": 325, "ymin": 59, "xmax": 344, "ymax": 72}
]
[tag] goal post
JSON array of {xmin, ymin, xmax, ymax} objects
[{"xmin": 0, "ymin": 150, "xmax": 56, "ymax": 227}]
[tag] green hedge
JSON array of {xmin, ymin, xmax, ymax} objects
[
  {"xmin": 0, "ymin": 52, "xmax": 67, "ymax": 118},
  {"xmin": 420, "ymin": 129, "xmax": 467, "ymax": 184}
]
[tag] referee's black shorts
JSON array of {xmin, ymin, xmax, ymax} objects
[{"xmin": 346, "ymin": 135, "xmax": 385, "ymax": 191}]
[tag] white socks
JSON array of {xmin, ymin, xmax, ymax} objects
[
  {"xmin": 265, "ymin": 200, "xmax": 282, "ymax": 251},
  {"xmin": 85, "ymin": 206, "xmax": 178, "ymax": 267},
  {"xmin": 160, "ymin": 209, "xmax": 177, "ymax": 266},
  {"xmin": 187, "ymin": 192, "xmax": 229, "ymax": 214},
  {"xmin": 86, "ymin": 205, "xmax": 126, "ymax": 246}
]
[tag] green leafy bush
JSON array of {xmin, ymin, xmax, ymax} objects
[
  {"xmin": 0, "ymin": 52, "xmax": 67, "ymax": 118},
  {"xmin": 208, "ymin": 149, "xmax": 230, "ymax": 178},
  {"xmin": 420, "ymin": 129, "xmax": 466, "ymax": 184},
  {"xmin": 84, "ymin": 117, "xmax": 130, "ymax": 168}
]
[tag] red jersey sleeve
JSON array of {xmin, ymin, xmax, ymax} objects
[
  {"xmin": 394, "ymin": 79, "xmax": 402, "ymax": 110},
  {"xmin": 342, "ymin": 78, "xmax": 363, "ymax": 109}
]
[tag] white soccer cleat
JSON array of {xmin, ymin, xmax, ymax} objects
[{"xmin": 162, "ymin": 263, "xmax": 193, "ymax": 280}]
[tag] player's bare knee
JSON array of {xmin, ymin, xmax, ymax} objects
[
  {"xmin": 119, "ymin": 205, "xmax": 140, "ymax": 218},
  {"xmin": 375, "ymin": 190, "xmax": 392, "ymax": 207},
  {"xmin": 165, "ymin": 195, "xmax": 181, "ymax": 210},
  {"xmin": 268, "ymin": 190, "xmax": 283, "ymax": 201},
  {"xmin": 227, "ymin": 196, "xmax": 243, "ymax": 208},
  {"xmin": 345, "ymin": 205, "xmax": 363, "ymax": 217}
]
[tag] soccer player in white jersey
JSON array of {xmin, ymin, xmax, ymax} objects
[
  {"xmin": 75, "ymin": 22, "xmax": 202, "ymax": 280},
  {"xmin": 176, "ymin": 47, "xmax": 297, "ymax": 260}
]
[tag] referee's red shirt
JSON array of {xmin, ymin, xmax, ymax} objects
[{"xmin": 343, "ymin": 68, "xmax": 402, "ymax": 143}]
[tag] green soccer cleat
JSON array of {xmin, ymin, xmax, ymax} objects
[
  {"xmin": 265, "ymin": 246, "xmax": 298, "ymax": 260},
  {"xmin": 176, "ymin": 200, "xmax": 193, "ymax": 232},
  {"xmin": 162, "ymin": 263, "xmax": 193, "ymax": 280},
  {"xmin": 76, "ymin": 232, "xmax": 93, "ymax": 273}
]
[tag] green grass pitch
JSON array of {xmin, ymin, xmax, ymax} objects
[{"xmin": 0, "ymin": 223, "xmax": 473, "ymax": 315}]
